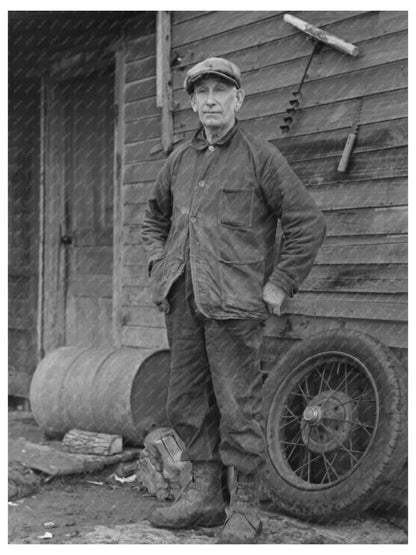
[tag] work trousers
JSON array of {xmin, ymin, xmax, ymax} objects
[{"xmin": 164, "ymin": 261, "xmax": 266, "ymax": 474}]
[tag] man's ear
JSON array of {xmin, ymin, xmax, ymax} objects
[
  {"xmin": 190, "ymin": 94, "xmax": 198, "ymax": 113},
  {"xmin": 235, "ymin": 88, "xmax": 245, "ymax": 113}
]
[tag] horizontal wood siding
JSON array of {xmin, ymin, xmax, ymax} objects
[
  {"xmin": 121, "ymin": 11, "xmax": 408, "ymax": 362},
  {"xmin": 121, "ymin": 23, "xmax": 169, "ymax": 348}
]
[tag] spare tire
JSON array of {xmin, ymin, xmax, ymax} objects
[{"xmin": 263, "ymin": 329, "xmax": 407, "ymax": 521}]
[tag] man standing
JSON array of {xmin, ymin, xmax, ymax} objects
[{"xmin": 141, "ymin": 57, "xmax": 326, "ymax": 543}]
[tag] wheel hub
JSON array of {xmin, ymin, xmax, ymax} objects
[{"xmin": 301, "ymin": 391, "xmax": 354, "ymax": 454}]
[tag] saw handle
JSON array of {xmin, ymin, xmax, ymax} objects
[{"xmin": 337, "ymin": 133, "xmax": 357, "ymax": 173}]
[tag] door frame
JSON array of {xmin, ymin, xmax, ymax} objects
[{"xmin": 39, "ymin": 46, "xmax": 123, "ymax": 355}]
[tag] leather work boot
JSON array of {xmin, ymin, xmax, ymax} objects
[
  {"xmin": 217, "ymin": 470, "xmax": 262, "ymax": 544},
  {"xmin": 148, "ymin": 461, "xmax": 226, "ymax": 529}
]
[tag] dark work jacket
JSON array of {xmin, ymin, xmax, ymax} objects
[{"xmin": 141, "ymin": 122, "xmax": 326, "ymax": 319}]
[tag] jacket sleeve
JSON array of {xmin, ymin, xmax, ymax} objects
[
  {"xmin": 259, "ymin": 146, "xmax": 326, "ymax": 296},
  {"xmin": 141, "ymin": 158, "xmax": 173, "ymax": 275}
]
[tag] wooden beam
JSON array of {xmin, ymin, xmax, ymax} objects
[
  {"xmin": 283, "ymin": 13, "xmax": 359, "ymax": 57},
  {"xmin": 113, "ymin": 41, "xmax": 126, "ymax": 348},
  {"xmin": 156, "ymin": 11, "xmax": 173, "ymax": 155}
]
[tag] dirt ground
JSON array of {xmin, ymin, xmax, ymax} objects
[{"xmin": 8, "ymin": 410, "xmax": 408, "ymax": 545}]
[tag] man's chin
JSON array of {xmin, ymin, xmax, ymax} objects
[
  {"xmin": 202, "ymin": 117, "xmax": 224, "ymax": 129},
  {"xmin": 203, "ymin": 116, "xmax": 221, "ymax": 124}
]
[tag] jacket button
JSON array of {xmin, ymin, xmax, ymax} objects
[{"xmin": 198, "ymin": 180, "xmax": 205, "ymax": 187}]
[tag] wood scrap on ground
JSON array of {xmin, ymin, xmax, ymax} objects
[
  {"xmin": 63, "ymin": 429, "xmax": 123, "ymax": 456},
  {"xmin": 9, "ymin": 437, "xmax": 140, "ymax": 477}
]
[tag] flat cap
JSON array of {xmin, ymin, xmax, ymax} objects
[{"xmin": 184, "ymin": 57, "xmax": 242, "ymax": 94}]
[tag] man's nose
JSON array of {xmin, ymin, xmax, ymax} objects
[{"xmin": 206, "ymin": 90, "xmax": 216, "ymax": 104}]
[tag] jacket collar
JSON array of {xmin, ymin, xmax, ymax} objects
[{"xmin": 191, "ymin": 120, "xmax": 239, "ymax": 150}]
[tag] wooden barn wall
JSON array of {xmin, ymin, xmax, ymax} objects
[
  {"xmin": 8, "ymin": 78, "xmax": 40, "ymax": 396},
  {"xmin": 120, "ymin": 11, "xmax": 408, "ymax": 367}
]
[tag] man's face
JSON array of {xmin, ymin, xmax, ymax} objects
[{"xmin": 191, "ymin": 77, "xmax": 245, "ymax": 132}]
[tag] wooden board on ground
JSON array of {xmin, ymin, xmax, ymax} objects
[{"xmin": 9, "ymin": 438, "xmax": 140, "ymax": 476}]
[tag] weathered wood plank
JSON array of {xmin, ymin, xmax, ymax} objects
[
  {"xmin": 324, "ymin": 206, "xmax": 407, "ymax": 236},
  {"xmin": 237, "ymin": 12, "xmax": 407, "ymax": 76},
  {"xmin": 72, "ymin": 228, "xmax": 113, "ymax": 247},
  {"xmin": 265, "ymin": 314, "xmax": 407, "ymax": 349},
  {"xmin": 9, "ymin": 437, "xmax": 140, "ymax": 477},
  {"xmin": 123, "ymin": 264, "xmax": 148, "ymax": 286},
  {"xmin": 73, "ymin": 247, "xmax": 113, "ymax": 275},
  {"xmin": 310, "ymin": 179, "xmax": 407, "ymax": 210},
  {"xmin": 283, "ymin": 292, "xmax": 407, "ymax": 321},
  {"xmin": 125, "ymin": 97, "xmax": 160, "ymax": 123},
  {"xmin": 122, "ymin": 306, "xmax": 165, "ymax": 328},
  {"xmin": 323, "ymin": 234, "xmax": 406, "ymax": 245},
  {"xmin": 124, "ymin": 17, "xmax": 155, "ymax": 45},
  {"xmin": 125, "ymin": 55, "xmax": 156, "ymax": 83},
  {"xmin": 124, "ymin": 159, "xmax": 165, "ymax": 183},
  {"xmin": 316, "ymin": 240, "xmax": 407, "ymax": 265},
  {"xmin": 123, "ymin": 206, "xmax": 145, "ymax": 226},
  {"xmin": 172, "ymin": 11, "xmax": 279, "ymax": 47},
  {"xmin": 121, "ymin": 325, "xmax": 169, "ymax": 349},
  {"xmin": 308, "ymin": 30, "xmax": 407, "ymax": 81},
  {"xmin": 291, "ymin": 147, "xmax": 408, "ymax": 186},
  {"xmin": 125, "ymin": 34, "xmax": 156, "ymax": 63},
  {"xmin": 125, "ymin": 115, "xmax": 160, "ymax": 143},
  {"xmin": 302, "ymin": 264, "xmax": 407, "ymax": 294},
  {"xmin": 123, "ymin": 245, "xmax": 147, "ymax": 265},
  {"xmin": 172, "ymin": 25, "xmax": 407, "ymax": 90},
  {"xmin": 123, "ymin": 182, "xmax": 155, "ymax": 204},
  {"xmin": 113, "ymin": 44, "xmax": 126, "ymax": 347},
  {"xmin": 172, "ymin": 12, "xmax": 210, "ymax": 25},
  {"xmin": 122, "ymin": 285, "xmax": 153, "ymax": 306},
  {"xmin": 124, "ymin": 133, "xmax": 185, "ymax": 163},
  {"xmin": 272, "ymin": 118, "xmax": 408, "ymax": 163},
  {"xmin": 67, "ymin": 275, "xmax": 113, "ymax": 298},
  {"xmin": 9, "ymin": 299, "xmax": 32, "ymax": 330},
  {"xmin": 172, "ymin": 11, "xmax": 363, "ymax": 56},
  {"xmin": 125, "ymin": 76, "xmax": 156, "ymax": 103},
  {"xmin": 123, "ymin": 223, "xmax": 144, "ymax": 243},
  {"xmin": 8, "ymin": 344, "xmax": 32, "ymax": 367},
  {"xmin": 8, "ymin": 329, "xmax": 29, "ymax": 352},
  {"xmin": 8, "ymin": 275, "xmax": 30, "ymax": 299},
  {"xmin": 8, "ymin": 368, "xmax": 32, "ymax": 397}
]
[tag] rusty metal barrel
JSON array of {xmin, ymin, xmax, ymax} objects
[{"xmin": 29, "ymin": 346, "xmax": 171, "ymax": 445}]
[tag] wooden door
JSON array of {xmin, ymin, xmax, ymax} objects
[
  {"xmin": 44, "ymin": 67, "xmax": 115, "ymax": 349},
  {"xmin": 62, "ymin": 69, "xmax": 115, "ymax": 346}
]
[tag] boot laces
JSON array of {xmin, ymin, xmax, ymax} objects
[{"xmin": 233, "ymin": 474, "xmax": 256, "ymax": 505}]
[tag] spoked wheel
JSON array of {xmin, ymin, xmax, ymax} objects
[{"xmin": 263, "ymin": 330, "xmax": 407, "ymax": 521}]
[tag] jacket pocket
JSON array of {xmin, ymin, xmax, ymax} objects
[
  {"xmin": 150, "ymin": 255, "xmax": 167, "ymax": 306},
  {"xmin": 218, "ymin": 257, "xmax": 265, "ymax": 313},
  {"xmin": 219, "ymin": 188, "xmax": 255, "ymax": 228}
]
